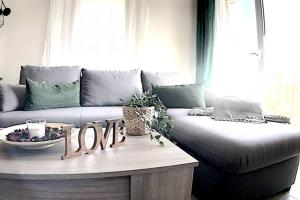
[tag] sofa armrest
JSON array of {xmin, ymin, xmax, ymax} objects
[{"xmin": 0, "ymin": 84, "xmax": 26, "ymax": 112}]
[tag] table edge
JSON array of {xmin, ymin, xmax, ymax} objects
[{"xmin": 0, "ymin": 161, "xmax": 198, "ymax": 180}]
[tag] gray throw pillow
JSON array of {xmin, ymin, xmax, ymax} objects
[
  {"xmin": 81, "ymin": 69, "xmax": 143, "ymax": 106},
  {"xmin": 141, "ymin": 71, "xmax": 193, "ymax": 92},
  {"xmin": 19, "ymin": 65, "xmax": 82, "ymax": 85},
  {"xmin": 152, "ymin": 83, "xmax": 206, "ymax": 108},
  {"xmin": 211, "ymin": 97, "xmax": 265, "ymax": 123},
  {"xmin": 0, "ymin": 84, "xmax": 26, "ymax": 112}
]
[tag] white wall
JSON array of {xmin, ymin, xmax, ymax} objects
[
  {"xmin": 0, "ymin": 0, "xmax": 196, "ymax": 84},
  {"xmin": 0, "ymin": 0, "xmax": 50, "ymax": 84}
]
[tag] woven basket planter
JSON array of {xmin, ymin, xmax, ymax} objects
[{"xmin": 122, "ymin": 106, "xmax": 154, "ymax": 136}]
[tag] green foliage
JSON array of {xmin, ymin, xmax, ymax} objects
[
  {"xmin": 123, "ymin": 92, "xmax": 174, "ymax": 144},
  {"xmin": 152, "ymin": 111, "xmax": 173, "ymax": 140},
  {"xmin": 125, "ymin": 92, "xmax": 164, "ymax": 109}
]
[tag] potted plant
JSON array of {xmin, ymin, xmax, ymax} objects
[{"xmin": 122, "ymin": 92, "xmax": 173, "ymax": 145}]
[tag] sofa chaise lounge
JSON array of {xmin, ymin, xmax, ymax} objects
[{"xmin": 1, "ymin": 66, "xmax": 300, "ymax": 200}]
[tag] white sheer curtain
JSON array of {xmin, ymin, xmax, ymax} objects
[
  {"xmin": 125, "ymin": 0, "xmax": 148, "ymax": 66},
  {"xmin": 211, "ymin": 0, "xmax": 229, "ymax": 93},
  {"xmin": 42, "ymin": 0, "xmax": 76, "ymax": 65},
  {"xmin": 42, "ymin": 0, "xmax": 148, "ymax": 68}
]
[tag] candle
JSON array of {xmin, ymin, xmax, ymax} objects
[{"xmin": 26, "ymin": 119, "xmax": 46, "ymax": 138}]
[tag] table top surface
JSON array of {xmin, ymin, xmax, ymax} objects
[{"xmin": 0, "ymin": 128, "xmax": 198, "ymax": 180}]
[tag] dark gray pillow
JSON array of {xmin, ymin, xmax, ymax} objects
[
  {"xmin": 81, "ymin": 69, "xmax": 143, "ymax": 106},
  {"xmin": 0, "ymin": 84, "xmax": 26, "ymax": 112},
  {"xmin": 19, "ymin": 65, "xmax": 82, "ymax": 85},
  {"xmin": 141, "ymin": 71, "xmax": 193, "ymax": 92},
  {"xmin": 152, "ymin": 83, "xmax": 206, "ymax": 108}
]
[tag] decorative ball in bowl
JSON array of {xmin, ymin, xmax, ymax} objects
[{"xmin": 0, "ymin": 123, "xmax": 69, "ymax": 149}]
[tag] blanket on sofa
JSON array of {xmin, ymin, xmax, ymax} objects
[
  {"xmin": 211, "ymin": 97, "xmax": 265, "ymax": 123},
  {"xmin": 188, "ymin": 107, "xmax": 213, "ymax": 116}
]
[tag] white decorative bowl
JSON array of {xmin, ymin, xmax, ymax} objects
[{"xmin": 0, "ymin": 123, "xmax": 69, "ymax": 149}]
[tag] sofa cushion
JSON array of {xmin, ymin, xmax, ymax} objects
[
  {"xmin": 152, "ymin": 83, "xmax": 206, "ymax": 108},
  {"xmin": 79, "ymin": 107, "xmax": 123, "ymax": 126},
  {"xmin": 168, "ymin": 109, "xmax": 300, "ymax": 174},
  {"xmin": 19, "ymin": 65, "xmax": 82, "ymax": 85},
  {"xmin": 141, "ymin": 71, "xmax": 193, "ymax": 92},
  {"xmin": 24, "ymin": 79, "xmax": 80, "ymax": 111},
  {"xmin": 81, "ymin": 69, "xmax": 143, "ymax": 106},
  {"xmin": 0, "ymin": 107, "xmax": 124, "ymax": 128},
  {"xmin": 0, "ymin": 107, "xmax": 83, "ymax": 128},
  {"xmin": 141, "ymin": 71, "xmax": 216, "ymax": 107},
  {"xmin": 0, "ymin": 84, "xmax": 26, "ymax": 112}
]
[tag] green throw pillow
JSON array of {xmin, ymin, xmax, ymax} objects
[
  {"xmin": 24, "ymin": 78, "xmax": 80, "ymax": 111},
  {"xmin": 152, "ymin": 83, "xmax": 206, "ymax": 108}
]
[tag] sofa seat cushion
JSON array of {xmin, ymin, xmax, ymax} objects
[
  {"xmin": 168, "ymin": 109, "xmax": 300, "ymax": 174},
  {"xmin": 0, "ymin": 107, "xmax": 83, "ymax": 128},
  {"xmin": 0, "ymin": 107, "xmax": 124, "ymax": 128},
  {"xmin": 79, "ymin": 107, "xmax": 123, "ymax": 126}
]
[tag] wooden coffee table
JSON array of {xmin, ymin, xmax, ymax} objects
[{"xmin": 0, "ymin": 129, "xmax": 198, "ymax": 200}]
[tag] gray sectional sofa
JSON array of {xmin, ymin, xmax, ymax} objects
[{"xmin": 1, "ymin": 66, "xmax": 300, "ymax": 200}]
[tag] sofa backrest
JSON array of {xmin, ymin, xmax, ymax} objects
[
  {"xmin": 0, "ymin": 67, "xmax": 216, "ymax": 112},
  {"xmin": 19, "ymin": 65, "xmax": 82, "ymax": 85}
]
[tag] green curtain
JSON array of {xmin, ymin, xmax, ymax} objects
[{"xmin": 196, "ymin": 0, "xmax": 215, "ymax": 87}]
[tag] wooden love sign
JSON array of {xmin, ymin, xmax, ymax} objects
[{"xmin": 61, "ymin": 119, "xmax": 126, "ymax": 160}]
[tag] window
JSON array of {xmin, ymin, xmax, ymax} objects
[
  {"xmin": 213, "ymin": 0, "xmax": 300, "ymax": 125},
  {"xmin": 263, "ymin": 0, "xmax": 300, "ymax": 124},
  {"xmin": 211, "ymin": 0, "xmax": 262, "ymax": 99}
]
